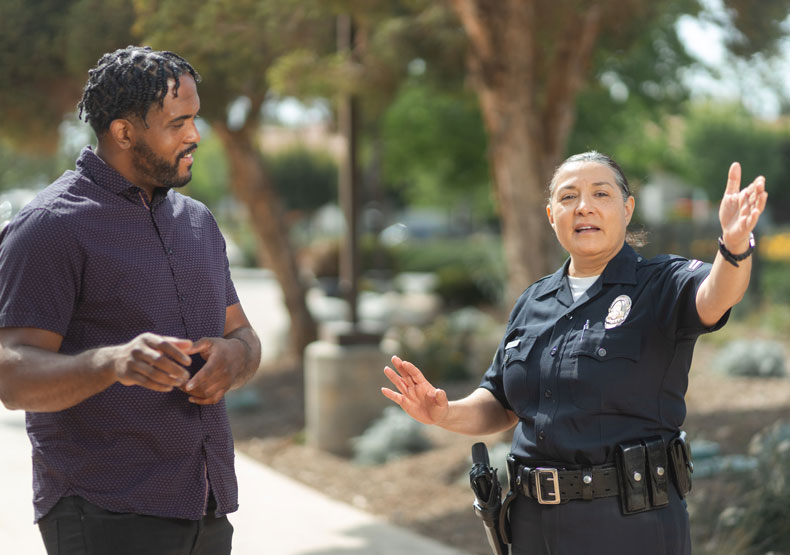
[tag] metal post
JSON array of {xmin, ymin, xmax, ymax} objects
[{"xmin": 337, "ymin": 13, "xmax": 359, "ymax": 329}]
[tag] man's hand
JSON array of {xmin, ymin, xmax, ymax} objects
[
  {"xmin": 181, "ymin": 337, "xmax": 249, "ymax": 405},
  {"xmin": 111, "ymin": 333, "xmax": 192, "ymax": 392}
]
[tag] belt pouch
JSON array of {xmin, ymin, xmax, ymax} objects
[
  {"xmin": 616, "ymin": 440, "xmax": 649, "ymax": 514},
  {"xmin": 669, "ymin": 431, "xmax": 693, "ymax": 498},
  {"xmin": 643, "ymin": 436, "xmax": 669, "ymax": 508}
]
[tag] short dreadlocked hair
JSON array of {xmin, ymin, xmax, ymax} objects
[{"xmin": 78, "ymin": 45, "xmax": 201, "ymax": 136}]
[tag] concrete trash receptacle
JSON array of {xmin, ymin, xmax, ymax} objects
[{"xmin": 304, "ymin": 339, "xmax": 393, "ymax": 456}]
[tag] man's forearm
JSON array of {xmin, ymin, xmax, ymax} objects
[{"xmin": 0, "ymin": 345, "xmax": 116, "ymax": 412}]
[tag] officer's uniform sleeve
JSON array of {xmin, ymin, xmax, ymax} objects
[
  {"xmin": 478, "ymin": 334, "xmax": 512, "ymax": 412},
  {"xmin": 478, "ymin": 294, "xmax": 531, "ymax": 412},
  {"xmin": 652, "ymin": 258, "xmax": 729, "ymax": 338},
  {"xmin": 0, "ymin": 209, "xmax": 81, "ymax": 335}
]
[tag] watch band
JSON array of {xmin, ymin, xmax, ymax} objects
[{"xmin": 718, "ymin": 232, "xmax": 755, "ymax": 267}]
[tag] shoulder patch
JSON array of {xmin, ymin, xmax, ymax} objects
[{"xmin": 686, "ymin": 259, "xmax": 703, "ymax": 271}]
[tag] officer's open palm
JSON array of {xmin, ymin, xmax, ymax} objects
[{"xmin": 382, "ymin": 355, "xmax": 449, "ymax": 426}]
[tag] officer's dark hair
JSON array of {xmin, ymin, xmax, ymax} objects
[
  {"xmin": 78, "ymin": 46, "xmax": 201, "ymax": 136},
  {"xmin": 549, "ymin": 150, "xmax": 647, "ymax": 248}
]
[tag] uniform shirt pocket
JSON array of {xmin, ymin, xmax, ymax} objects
[
  {"xmin": 502, "ymin": 330, "xmax": 539, "ymax": 415},
  {"xmin": 569, "ymin": 327, "xmax": 642, "ymax": 412}
]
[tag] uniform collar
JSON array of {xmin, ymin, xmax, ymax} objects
[
  {"xmin": 534, "ymin": 243, "xmax": 638, "ymax": 305},
  {"xmin": 76, "ymin": 146, "xmax": 170, "ymax": 208}
]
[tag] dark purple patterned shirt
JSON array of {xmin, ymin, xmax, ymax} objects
[{"xmin": 0, "ymin": 147, "xmax": 240, "ymax": 522}]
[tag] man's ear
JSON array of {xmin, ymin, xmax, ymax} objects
[
  {"xmin": 108, "ymin": 119, "xmax": 135, "ymax": 150},
  {"xmin": 546, "ymin": 203, "xmax": 555, "ymax": 229}
]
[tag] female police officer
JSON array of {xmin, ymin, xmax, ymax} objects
[{"xmin": 381, "ymin": 151, "xmax": 767, "ymax": 554}]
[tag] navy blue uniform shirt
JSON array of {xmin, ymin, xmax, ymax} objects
[
  {"xmin": 0, "ymin": 147, "xmax": 239, "ymax": 522},
  {"xmin": 480, "ymin": 243, "xmax": 728, "ymax": 467}
]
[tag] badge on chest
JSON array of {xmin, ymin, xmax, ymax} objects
[{"xmin": 605, "ymin": 295, "xmax": 632, "ymax": 329}]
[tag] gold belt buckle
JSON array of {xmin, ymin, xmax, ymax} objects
[{"xmin": 534, "ymin": 468, "xmax": 561, "ymax": 504}]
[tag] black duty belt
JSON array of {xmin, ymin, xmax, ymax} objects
[
  {"xmin": 505, "ymin": 433, "xmax": 692, "ymax": 512},
  {"xmin": 514, "ymin": 464, "xmax": 620, "ymax": 504}
]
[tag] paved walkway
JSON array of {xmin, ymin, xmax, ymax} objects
[{"xmin": 1, "ymin": 407, "xmax": 471, "ymax": 555}]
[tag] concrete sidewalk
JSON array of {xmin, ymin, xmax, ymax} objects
[{"xmin": 0, "ymin": 407, "xmax": 471, "ymax": 555}]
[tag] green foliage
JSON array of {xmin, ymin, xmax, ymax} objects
[
  {"xmin": 395, "ymin": 308, "xmax": 502, "ymax": 384},
  {"xmin": 760, "ymin": 261, "xmax": 790, "ymax": 306},
  {"xmin": 675, "ymin": 104, "xmax": 790, "ymax": 223},
  {"xmin": 0, "ymin": 0, "xmax": 136, "ymax": 152},
  {"xmin": 179, "ymin": 128, "xmax": 230, "ymax": 212},
  {"xmin": 569, "ymin": 89, "xmax": 675, "ymax": 185},
  {"xmin": 264, "ymin": 147, "xmax": 337, "ymax": 213},
  {"xmin": 381, "ymin": 80, "xmax": 493, "ymax": 216},
  {"xmin": 391, "ymin": 237, "xmax": 505, "ymax": 307},
  {"xmin": 134, "ymin": 0, "xmax": 333, "ymax": 122}
]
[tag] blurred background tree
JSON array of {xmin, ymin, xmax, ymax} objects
[{"xmin": 1, "ymin": 0, "xmax": 790, "ymax": 350}]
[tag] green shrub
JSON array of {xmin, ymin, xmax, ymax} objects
[
  {"xmin": 395, "ymin": 308, "xmax": 503, "ymax": 384},
  {"xmin": 759, "ymin": 260, "xmax": 790, "ymax": 306},
  {"xmin": 713, "ymin": 339, "xmax": 787, "ymax": 378},
  {"xmin": 351, "ymin": 406, "xmax": 431, "ymax": 465},
  {"xmin": 714, "ymin": 421, "xmax": 790, "ymax": 554},
  {"xmin": 392, "ymin": 237, "xmax": 505, "ymax": 306}
]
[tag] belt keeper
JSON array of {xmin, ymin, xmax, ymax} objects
[{"xmin": 581, "ymin": 466, "xmax": 593, "ymax": 501}]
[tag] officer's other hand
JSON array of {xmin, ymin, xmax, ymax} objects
[
  {"xmin": 382, "ymin": 355, "xmax": 450, "ymax": 426},
  {"xmin": 181, "ymin": 337, "xmax": 244, "ymax": 405},
  {"xmin": 112, "ymin": 333, "xmax": 192, "ymax": 392}
]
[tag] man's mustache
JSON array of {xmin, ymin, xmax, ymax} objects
[{"xmin": 178, "ymin": 144, "xmax": 198, "ymax": 160}]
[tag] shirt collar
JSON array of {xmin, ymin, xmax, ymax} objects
[
  {"xmin": 534, "ymin": 242, "xmax": 638, "ymax": 301},
  {"xmin": 76, "ymin": 146, "xmax": 170, "ymax": 208}
]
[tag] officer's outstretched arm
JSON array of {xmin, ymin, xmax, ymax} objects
[
  {"xmin": 696, "ymin": 162, "xmax": 767, "ymax": 327},
  {"xmin": 382, "ymin": 355, "xmax": 517, "ymax": 435}
]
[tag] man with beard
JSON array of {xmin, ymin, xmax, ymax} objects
[{"xmin": 0, "ymin": 46, "xmax": 261, "ymax": 555}]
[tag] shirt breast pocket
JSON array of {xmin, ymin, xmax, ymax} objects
[
  {"xmin": 501, "ymin": 331, "xmax": 539, "ymax": 415},
  {"xmin": 569, "ymin": 328, "xmax": 642, "ymax": 412}
]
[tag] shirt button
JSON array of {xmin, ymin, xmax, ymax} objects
[
  {"xmin": 550, "ymin": 346, "xmax": 558, "ymax": 356},
  {"xmin": 179, "ymin": 295, "xmax": 186, "ymax": 303},
  {"xmin": 597, "ymin": 347, "xmax": 607, "ymax": 357},
  {"xmin": 205, "ymin": 434, "xmax": 211, "ymax": 443},
  {"xmin": 567, "ymin": 314, "xmax": 573, "ymax": 320},
  {"xmin": 168, "ymin": 247, "xmax": 174, "ymax": 255},
  {"xmin": 538, "ymin": 430, "xmax": 546, "ymax": 440},
  {"xmin": 544, "ymin": 390, "xmax": 552, "ymax": 399}
]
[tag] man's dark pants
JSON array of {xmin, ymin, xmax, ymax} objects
[{"xmin": 38, "ymin": 494, "xmax": 233, "ymax": 555}]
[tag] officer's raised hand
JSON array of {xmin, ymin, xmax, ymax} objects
[
  {"xmin": 382, "ymin": 355, "xmax": 450, "ymax": 425},
  {"xmin": 718, "ymin": 162, "xmax": 766, "ymax": 251},
  {"xmin": 696, "ymin": 162, "xmax": 768, "ymax": 327}
]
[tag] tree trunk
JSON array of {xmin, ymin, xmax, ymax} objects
[
  {"xmin": 212, "ymin": 122, "xmax": 317, "ymax": 360},
  {"xmin": 449, "ymin": 0, "xmax": 601, "ymax": 300}
]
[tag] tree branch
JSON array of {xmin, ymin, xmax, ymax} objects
[{"xmin": 541, "ymin": 5, "xmax": 602, "ymax": 165}]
